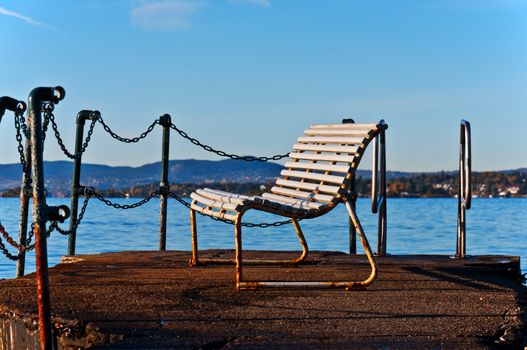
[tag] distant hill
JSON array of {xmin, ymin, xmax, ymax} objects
[
  {"xmin": 0, "ymin": 159, "xmax": 285, "ymax": 196},
  {"xmin": 0, "ymin": 160, "xmax": 524, "ymax": 197}
]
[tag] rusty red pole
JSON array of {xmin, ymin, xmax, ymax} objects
[{"xmin": 28, "ymin": 86, "xmax": 65, "ymax": 350}]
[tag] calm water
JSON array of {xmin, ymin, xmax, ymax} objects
[{"xmin": 0, "ymin": 198, "xmax": 525, "ymax": 279}]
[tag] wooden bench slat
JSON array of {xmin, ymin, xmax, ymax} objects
[
  {"xmin": 292, "ymin": 143, "xmax": 359, "ymax": 154},
  {"xmin": 310, "ymin": 123, "xmax": 378, "ymax": 130},
  {"xmin": 190, "ymin": 192, "xmax": 242, "ymax": 211},
  {"xmin": 289, "ymin": 152, "xmax": 354, "ymax": 163},
  {"xmin": 256, "ymin": 201, "xmax": 312, "ymax": 215},
  {"xmin": 276, "ymin": 178, "xmax": 341, "ymax": 194},
  {"xmin": 297, "ymin": 136, "xmax": 365, "ymax": 145},
  {"xmin": 284, "ymin": 161, "xmax": 349, "ymax": 173},
  {"xmin": 258, "ymin": 196, "xmax": 320, "ymax": 212},
  {"xmin": 270, "ymin": 186, "xmax": 335, "ymax": 203},
  {"xmin": 197, "ymin": 189, "xmax": 257, "ymax": 205},
  {"xmin": 190, "ymin": 203, "xmax": 238, "ymax": 221},
  {"xmin": 304, "ymin": 128, "xmax": 372, "ymax": 137},
  {"xmin": 202, "ymin": 188, "xmax": 255, "ymax": 201},
  {"xmin": 261, "ymin": 193, "xmax": 325, "ymax": 209},
  {"xmin": 280, "ymin": 169, "xmax": 345, "ymax": 184}
]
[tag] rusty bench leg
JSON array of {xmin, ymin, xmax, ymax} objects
[
  {"xmin": 190, "ymin": 209, "xmax": 308, "ymax": 267},
  {"xmin": 236, "ymin": 200, "xmax": 377, "ymax": 291}
]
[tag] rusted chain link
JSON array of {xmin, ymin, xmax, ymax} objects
[
  {"xmin": 92, "ymin": 190, "xmax": 158, "ymax": 209},
  {"xmin": 167, "ymin": 191, "xmax": 294, "ymax": 228},
  {"xmin": 0, "ymin": 217, "xmax": 62, "ymax": 259},
  {"xmin": 51, "ymin": 196, "xmax": 91, "ymax": 236},
  {"xmin": 0, "ymin": 209, "xmax": 77, "ymax": 261},
  {"xmin": 98, "ymin": 115, "xmax": 159, "ymax": 143},
  {"xmin": 0, "ymin": 222, "xmax": 35, "ymax": 252},
  {"xmin": 45, "ymin": 109, "xmax": 96, "ymax": 159},
  {"xmin": 0, "ymin": 222, "xmax": 35, "ymax": 260},
  {"xmin": 0, "ymin": 238, "xmax": 19, "ymax": 260},
  {"xmin": 169, "ymin": 123, "xmax": 289, "ymax": 162}
]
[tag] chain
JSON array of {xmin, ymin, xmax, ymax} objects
[
  {"xmin": 0, "ymin": 211, "xmax": 79, "ymax": 261},
  {"xmin": 45, "ymin": 111, "xmax": 96, "ymax": 160},
  {"xmin": 14, "ymin": 111, "xmax": 29, "ymax": 171},
  {"xmin": 169, "ymin": 123, "xmax": 289, "ymax": 162},
  {"xmin": 236, "ymin": 218, "xmax": 294, "ymax": 228},
  {"xmin": 42, "ymin": 106, "xmax": 51, "ymax": 143},
  {"xmin": 82, "ymin": 119, "xmax": 97, "ymax": 154},
  {"xmin": 0, "ymin": 222, "xmax": 35, "ymax": 260},
  {"xmin": 98, "ymin": 115, "xmax": 159, "ymax": 143},
  {"xmin": 167, "ymin": 191, "xmax": 294, "ymax": 228},
  {"xmin": 19, "ymin": 115, "xmax": 30, "ymax": 139},
  {"xmin": 26, "ymin": 223, "xmax": 35, "ymax": 246},
  {"xmin": 52, "ymin": 196, "xmax": 91, "ymax": 236},
  {"xmin": 93, "ymin": 190, "xmax": 158, "ymax": 209},
  {"xmin": 0, "ymin": 238, "xmax": 19, "ymax": 260},
  {"xmin": 167, "ymin": 191, "xmax": 192, "ymax": 209}
]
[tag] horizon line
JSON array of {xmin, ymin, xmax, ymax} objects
[{"xmin": 0, "ymin": 159, "xmax": 525, "ymax": 174}]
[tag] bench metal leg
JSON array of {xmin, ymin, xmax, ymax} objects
[
  {"xmin": 190, "ymin": 209, "xmax": 199, "ymax": 266},
  {"xmin": 344, "ymin": 200, "xmax": 377, "ymax": 286},
  {"xmin": 190, "ymin": 209, "xmax": 309, "ymax": 267},
  {"xmin": 235, "ymin": 212, "xmax": 243, "ymax": 290},
  {"xmin": 237, "ymin": 201, "xmax": 377, "ymax": 291}
]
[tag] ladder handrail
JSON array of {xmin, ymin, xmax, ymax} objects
[
  {"xmin": 457, "ymin": 119, "xmax": 472, "ymax": 258},
  {"xmin": 460, "ymin": 120, "xmax": 472, "ymax": 209}
]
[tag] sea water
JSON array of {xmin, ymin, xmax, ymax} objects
[{"xmin": 0, "ymin": 198, "xmax": 525, "ymax": 280}]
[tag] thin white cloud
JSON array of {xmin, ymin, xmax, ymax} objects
[
  {"xmin": 130, "ymin": 0, "xmax": 203, "ymax": 31},
  {"xmin": 0, "ymin": 6, "xmax": 55, "ymax": 29}
]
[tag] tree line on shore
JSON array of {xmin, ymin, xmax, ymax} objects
[{"xmin": 1, "ymin": 170, "xmax": 524, "ymax": 198}]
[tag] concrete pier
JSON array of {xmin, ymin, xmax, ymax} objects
[{"xmin": 0, "ymin": 251, "xmax": 525, "ymax": 349}]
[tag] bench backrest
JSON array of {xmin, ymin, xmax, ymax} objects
[{"xmin": 264, "ymin": 121, "xmax": 387, "ymax": 215}]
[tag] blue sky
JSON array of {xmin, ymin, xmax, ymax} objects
[{"xmin": 0, "ymin": 0, "xmax": 525, "ymax": 171}]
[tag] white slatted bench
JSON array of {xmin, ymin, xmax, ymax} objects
[{"xmin": 189, "ymin": 121, "xmax": 388, "ymax": 290}]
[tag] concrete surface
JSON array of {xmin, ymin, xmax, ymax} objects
[{"xmin": 0, "ymin": 250, "xmax": 525, "ymax": 349}]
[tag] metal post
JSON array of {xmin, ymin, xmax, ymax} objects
[
  {"xmin": 456, "ymin": 120, "xmax": 471, "ymax": 258},
  {"xmin": 68, "ymin": 110, "xmax": 99, "ymax": 256},
  {"xmin": 16, "ymin": 140, "xmax": 32, "ymax": 277},
  {"xmin": 377, "ymin": 128, "xmax": 387, "ymax": 256},
  {"xmin": 0, "ymin": 96, "xmax": 24, "ymax": 123},
  {"xmin": 0, "ymin": 97, "xmax": 30, "ymax": 277},
  {"xmin": 29, "ymin": 86, "xmax": 65, "ymax": 350},
  {"xmin": 372, "ymin": 122, "xmax": 388, "ymax": 256},
  {"xmin": 0, "ymin": 97, "xmax": 29, "ymax": 276},
  {"xmin": 158, "ymin": 114, "xmax": 171, "ymax": 251},
  {"xmin": 342, "ymin": 118, "xmax": 357, "ymax": 254}
]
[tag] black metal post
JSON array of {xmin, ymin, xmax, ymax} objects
[
  {"xmin": 16, "ymin": 141, "xmax": 32, "ymax": 277},
  {"xmin": 0, "ymin": 96, "xmax": 24, "ymax": 123},
  {"xmin": 342, "ymin": 118, "xmax": 357, "ymax": 254},
  {"xmin": 158, "ymin": 114, "xmax": 171, "ymax": 251},
  {"xmin": 371, "ymin": 121, "xmax": 388, "ymax": 256},
  {"xmin": 68, "ymin": 110, "xmax": 99, "ymax": 256},
  {"xmin": 377, "ymin": 128, "xmax": 387, "ymax": 256},
  {"xmin": 29, "ymin": 86, "xmax": 65, "ymax": 350},
  {"xmin": 0, "ymin": 97, "xmax": 29, "ymax": 277}
]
